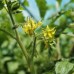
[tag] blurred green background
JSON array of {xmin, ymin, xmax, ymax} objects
[{"xmin": 0, "ymin": 0, "xmax": 74, "ymax": 74}]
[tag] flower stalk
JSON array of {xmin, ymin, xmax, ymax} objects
[{"xmin": 5, "ymin": 0, "xmax": 29, "ymax": 66}]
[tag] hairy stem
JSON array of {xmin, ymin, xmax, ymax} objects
[
  {"xmin": 5, "ymin": 0, "xmax": 29, "ymax": 64},
  {"xmin": 31, "ymin": 35, "xmax": 36, "ymax": 60},
  {"xmin": 56, "ymin": 38, "xmax": 61, "ymax": 59},
  {"xmin": 30, "ymin": 34, "xmax": 36, "ymax": 74}
]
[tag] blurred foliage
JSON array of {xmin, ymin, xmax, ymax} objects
[
  {"xmin": 56, "ymin": 0, "xmax": 62, "ymax": 5},
  {"xmin": 0, "ymin": 0, "xmax": 74, "ymax": 74},
  {"xmin": 35, "ymin": 0, "xmax": 48, "ymax": 18}
]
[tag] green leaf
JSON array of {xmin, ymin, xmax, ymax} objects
[
  {"xmin": 14, "ymin": 13, "xmax": 24, "ymax": 23},
  {"xmin": 23, "ymin": 0, "xmax": 29, "ymax": 6},
  {"xmin": 0, "ymin": 1, "xmax": 4, "ymax": 10},
  {"xmin": 70, "ymin": 0, "xmax": 74, "ymax": 2},
  {"xmin": 55, "ymin": 60, "xmax": 74, "ymax": 74},
  {"xmin": 56, "ymin": 0, "xmax": 62, "ymax": 5},
  {"xmin": 35, "ymin": 0, "xmax": 48, "ymax": 18}
]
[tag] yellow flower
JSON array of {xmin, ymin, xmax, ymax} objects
[
  {"xmin": 43, "ymin": 25, "xmax": 56, "ymax": 40},
  {"xmin": 23, "ymin": 18, "xmax": 42, "ymax": 35}
]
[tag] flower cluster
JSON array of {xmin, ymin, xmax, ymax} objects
[
  {"xmin": 23, "ymin": 18, "xmax": 42, "ymax": 35},
  {"xmin": 43, "ymin": 25, "xmax": 56, "ymax": 40},
  {"xmin": 23, "ymin": 17, "xmax": 56, "ymax": 42}
]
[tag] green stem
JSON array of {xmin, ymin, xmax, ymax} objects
[
  {"xmin": 30, "ymin": 34, "xmax": 36, "ymax": 74},
  {"xmin": 49, "ymin": 10, "xmax": 67, "ymax": 24},
  {"xmin": 56, "ymin": 38, "xmax": 61, "ymax": 60},
  {"xmin": 5, "ymin": 0, "xmax": 29, "ymax": 64},
  {"xmin": 31, "ymin": 34, "xmax": 36, "ymax": 60}
]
